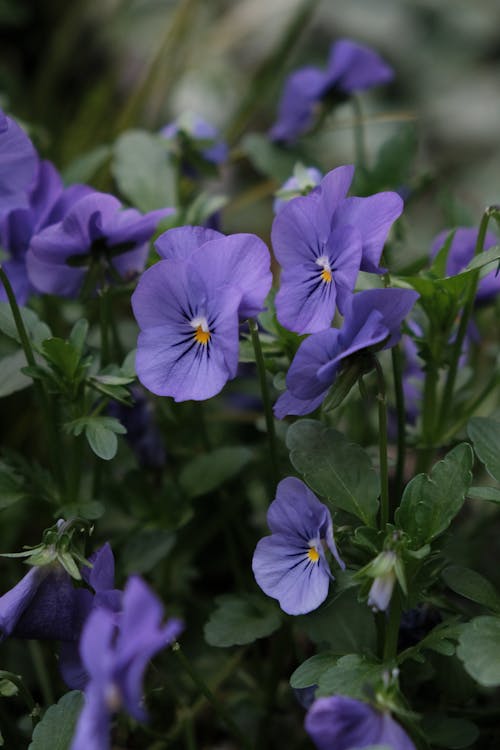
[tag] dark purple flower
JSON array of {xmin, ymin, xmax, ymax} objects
[
  {"xmin": 269, "ymin": 39, "xmax": 393, "ymax": 144},
  {"xmin": 70, "ymin": 576, "xmax": 183, "ymax": 750},
  {"xmin": 154, "ymin": 225, "xmax": 272, "ymax": 320},
  {"xmin": 133, "ymin": 230, "xmax": 271, "ymax": 401},
  {"xmin": 59, "ymin": 543, "xmax": 122, "ymax": 690},
  {"xmin": 160, "ymin": 113, "xmax": 228, "ymax": 165},
  {"xmin": 273, "ymin": 166, "xmax": 323, "ymax": 214},
  {"xmin": 26, "ymin": 192, "xmax": 172, "ymax": 298},
  {"xmin": 0, "ymin": 563, "xmax": 79, "ymax": 642},
  {"xmin": 430, "ymin": 227, "xmax": 500, "ymax": 303},
  {"xmin": 252, "ymin": 477, "xmax": 344, "ymax": 615},
  {"xmin": 272, "ymin": 165, "xmax": 403, "ymax": 333},
  {"xmin": 274, "ymin": 288, "xmax": 419, "ymax": 418},
  {"xmin": 305, "ymin": 696, "xmax": 416, "ymax": 750},
  {"xmin": 0, "ymin": 110, "xmax": 37, "ymax": 211},
  {"xmin": 0, "ymin": 159, "xmax": 91, "ymax": 303}
]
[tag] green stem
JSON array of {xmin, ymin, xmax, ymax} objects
[
  {"xmin": 374, "ymin": 357, "xmax": 389, "ymax": 528},
  {"xmin": 438, "ymin": 208, "xmax": 493, "ymax": 433},
  {"xmin": 351, "ymin": 96, "xmax": 367, "ymax": 169},
  {"xmin": 391, "ymin": 345, "xmax": 406, "ymax": 500},
  {"xmin": 0, "ymin": 670, "xmax": 39, "ymax": 727},
  {"xmin": 383, "ymin": 595, "xmax": 401, "ymax": 662},
  {"xmin": 249, "ymin": 318, "xmax": 279, "ymax": 485},
  {"xmin": 417, "ymin": 361, "xmax": 439, "ymax": 473},
  {"xmin": 99, "ymin": 287, "xmax": 110, "ymax": 366},
  {"xmin": 28, "ymin": 641, "xmax": 54, "ymax": 707},
  {"xmin": 171, "ymin": 643, "xmax": 253, "ymax": 750},
  {"xmin": 0, "ymin": 266, "xmax": 36, "ymax": 368}
]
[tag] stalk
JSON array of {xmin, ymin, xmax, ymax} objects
[
  {"xmin": 374, "ymin": 357, "xmax": 389, "ymax": 528},
  {"xmin": 249, "ymin": 318, "xmax": 279, "ymax": 485}
]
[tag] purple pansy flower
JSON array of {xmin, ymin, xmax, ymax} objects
[
  {"xmin": 59, "ymin": 543, "xmax": 122, "ymax": 690},
  {"xmin": 252, "ymin": 477, "xmax": 344, "ymax": 615},
  {"xmin": 0, "ymin": 562, "xmax": 79, "ymax": 642},
  {"xmin": 0, "ymin": 110, "xmax": 37, "ymax": 211},
  {"xmin": 154, "ymin": 225, "xmax": 272, "ymax": 320},
  {"xmin": 274, "ymin": 288, "xmax": 419, "ymax": 419},
  {"xmin": 133, "ymin": 230, "xmax": 271, "ymax": 401},
  {"xmin": 272, "ymin": 165, "xmax": 403, "ymax": 333},
  {"xmin": 305, "ymin": 696, "xmax": 416, "ymax": 750},
  {"xmin": 70, "ymin": 576, "xmax": 183, "ymax": 750},
  {"xmin": 26, "ymin": 192, "xmax": 172, "ymax": 298},
  {"xmin": 269, "ymin": 39, "xmax": 393, "ymax": 144},
  {"xmin": 0, "ymin": 159, "xmax": 91, "ymax": 303},
  {"xmin": 161, "ymin": 113, "xmax": 228, "ymax": 165},
  {"xmin": 430, "ymin": 227, "xmax": 500, "ymax": 303}
]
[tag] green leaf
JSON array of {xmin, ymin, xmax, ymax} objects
[
  {"xmin": 316, "ymin": 654, "xmax": 383, "ymax": 699},
  {"xmin": 28, "ymin": 690, "xmax": 84, "ymax": 750},
  {"xmin": 0, "ymin": 677, "xmax": 18, "ymax": 697},
  {"xmin": 286, "ymin": 420, "xmax": 379, "ymax": 525},
  {"xmin": 421, "ymin": 714, "xmax": 479, "ymax": 749},
  {"xmin": 290, "ymin": 652, "xmax": 338, "ymax": 689},
  {"xmin": 204, "ymin": 594, "xmax": 281, "ymax": 647},
  {"xmin": 396, "ymin": 443, "xmax": 473, "ymax": 547},
  {"xmin": 0, "ymin": 350, "xmax": 32, "ymax": 397},
  {"xmin": 62, "ymin": 144, "xmax": 111, "ymax": 184},
  {"xmin": 179, "ymin": 446, "xmax": 253, "ymax": 499},
  {"xmin": 112, "ymin": 129, "xmax": 177, "ymax": 211},
  {"xmin": 457, "ymin": 616, "xmax": 500, "ymax": 686},
  {"xmin": 122, "ymin": 529, "xmax": 176, "ymax": 575},
  {"xmin": 468, "ymin": 416, "xmax": 500, "ymax": 482},
  {"xmin": 68, "ymin": 319, "xmax": 88, "ymax": 354},
  {"xmin": 42, "ymin": 338, "xmax": 81, "ymax": 380},
  {"xmin": 83, "ymin": 416, "xmax": 126, "ymax": 461},
  {"xmin": 442, "ymin": 565, "xmax": 500, "ymax": 612},
  {"xmin": 0, "ymin": 462, "xmax": 25, "ymax": 510},
  {"xmin": 296, "ymin": 587, "xmax": 377, "ymax": 655},
  {"xmin": 462, "ymin": 244, "xmax": 500, "ymax": 273},
  {"xmin": 468, "ymin": 485, "xmax": 500, "ymax": 503},
  {"xmin": 0, "ymin": 302, "xmax": 51, "ymax": 346},
  {"xmin": 240, "ymin": 133, "xmax": 299, "ymax": 181}
]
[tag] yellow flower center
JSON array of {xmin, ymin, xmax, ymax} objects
[
  {"xmin": 320, "ymin": 268, "xmax": 332, "ymax": 283},
  {"xmin": 307, "ymin": 546, "xmax": 320, "ymax": 563},
  {"xmin": 194, "ymin": 325, "xmax": 211, "ymax": 345}
]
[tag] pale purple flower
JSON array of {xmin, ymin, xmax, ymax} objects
[
  {"xmin": 272, "ymin": 165, "xmax": 403, "ymax": 333},
  {"xmin": 305, "ymin": 696, "xmax": 416, "ymax": 750},
  {"xmin": 0, "ymin": 110, "xmax": 37, "ymax": 211},
  {"xmin": 161, "ymin": 113, "xmax": 228, "ymax": 165},
  {"xmin": 70, "ymin": 576, "xmax": 183, "ymax": 750},
  {"xmin": 270, "ymin": 39, "xmax": 393, "ymax": 144},
  {"xmin": 273, "ymin": 166, "xmax": 323, "ymax": 214},
  {"xmin": 274, "ymin": 288, "xmax": 419, "ymax": 419},
  {"xmin": 26, "ymin": 192, "xmax": 172, "ymax": 297},
  {"xmin": 252, "ymin": 477, "xmax": 344, "ymax": 615}
]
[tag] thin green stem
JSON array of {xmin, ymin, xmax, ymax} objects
[
  {"xmin": 374, "ymin": 358, "xmax": 389, "ymax": 528},
  {"xmin": 383, "ymin": 595, "xmax": 401, "ymax": 662},
  {"xmin": 28, "ymin": 641, "xmax": 54, "ymax": 707},
  {"xmin": 438, "ymin": 208, "xmax": 493, "ymax": 433},
  {"xmin": 99, "ymin": 287, "xmax": 110, "ymax": 366},
  {"xmin": 0, "ymin": 670, "xmax": 39, "ymax": 727},
  {"xmin": 171, "ymin": 643, "xmax": 253, "ymax": 750},
  {"xmin": 351, "ymin": 96, "xmax": 367, "ymax": 169},
  {"xmin": 417, "ymin": 361, "xmax": 439, "ymax": 474},
  {"xmin": 0, "ymin": 266, "xmax": 36, "ymax": 368},
  {"xmin": 249, "ymin": 318, "xmax": 279, "ymax": 485},
  {"xmin": 391, "ymin": 345, "xmax": 406, "ymax": 499}
]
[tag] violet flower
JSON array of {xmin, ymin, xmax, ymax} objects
[
  {"xmin": 0, "ymin": 110, "xmax": 37, "ymax": 211},
  {"xmin": 274, "ymin": 288, "xmax": 419, "ymax": 419},
  {"xmin": 161, "ymin": 112, "xmax": 228, "ymax": 165},
  {"xmin": 26, "ymin": 192, "xmax": 172, "ymax": 297},
  {"xmin": 269, "ymin": 39, "xmax": 393, "ymax": 144},
  {"xmin": 430, "ymin": 227, "xmax": 500, "ymax": 303},
  {"xmin": 305, "ymin": 696, "xmax": 416, "ymax": 750},
  {"xmin": 0, "ymin": 562, "xmax": 79, "ymax": 642},
  {"xmin": 252, "ymin": 477, "xmax": 344, "ymax": 615},
  {"xmin": 70, "ymin": 576, "xmax": 183, "ymax": 750},
  {"xmin": 133, "ymin": 230, "xmax": 271, "ymax": 401},
  {"xmin": 272, "ymin": 165, "xmax": 403, "ymax": 333},
  {"xmin": 273, "ymin": 166, "xmax": 322, "ymax": 214},
  {"xmin": 0, "ymin": 159, "xmax": 91, "ymax": 303}
]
